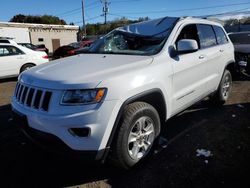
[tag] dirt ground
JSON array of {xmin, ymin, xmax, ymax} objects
[{"xmin": 0, "ymin": 77, "xmax": 250, "ymax": 188}]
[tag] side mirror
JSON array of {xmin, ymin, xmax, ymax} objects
[{"xmin": 177, "ymin": 39, "xmax": 198, "ymax": 54}]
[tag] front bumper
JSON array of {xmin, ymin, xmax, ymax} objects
[
  {"xmin": 11, "ymin": 98, "xmax": 119, "ymax": 160},
  {"xmin": 12, "ymin": 109, "xmax": 98, "ymax": 160}
]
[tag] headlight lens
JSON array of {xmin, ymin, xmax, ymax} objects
[{"xmin": 61, "ymin": 88, "xmax": 106, "ymax": 105}]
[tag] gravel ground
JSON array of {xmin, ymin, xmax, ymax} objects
[{"xmin": 0, "ymin": 77, "xmax": 250, "ymax": 188}]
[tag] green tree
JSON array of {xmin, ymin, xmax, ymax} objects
[
  {"xmin": 84, "ymin": 17, "xmax": 150, "ymax": 36},
  {"xmin": 10, "ymin": 14, "xmax": 67, "ymax": 25}
]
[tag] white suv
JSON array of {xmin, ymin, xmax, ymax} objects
[{"xmin": 11, "ymin": 17, "xmax": 234, "ymax": 169}]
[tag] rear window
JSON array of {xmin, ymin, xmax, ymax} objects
[
  {"xmin": 213, "ymin": 26, "xmax": 228, "ymax": 45},
  {"xmin": 197, "ymin": 24, "xmax": 217, "ymax": 49}
]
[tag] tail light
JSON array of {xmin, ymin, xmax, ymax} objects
[
  {"xmin": 67, "ymin": 50, "xmax": 75, "ymax": 55},
  {"xmin": 42, "ymin": 55, "xmax": 49, "ymax": 59}
]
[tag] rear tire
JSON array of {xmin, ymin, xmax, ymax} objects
[
  {"xmin": 20, "ymin": 64, "xmax": 35, "ymax": 73},
  {"xmin": 110, "ymin": 102, "xmax": 161, "ymax": 169},
  {"xmin": 210, "ymin": 69, "xmax": 232, "ymax": 104}
]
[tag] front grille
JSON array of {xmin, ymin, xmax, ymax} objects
[{"xmin": 14, "ymin": 82, "xmax": 52, "ymax": 112}]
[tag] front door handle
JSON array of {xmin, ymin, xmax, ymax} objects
[
  {"xmin": 199, "ymin": 55, "xmax": 205, "ymax": 59},
  {"xmin": 220, "ymin": 49, "xmax": 224, "ymax": 52}
]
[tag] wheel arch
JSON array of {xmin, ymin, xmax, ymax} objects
[
  {"xmin": 225, "ymin": 60, "xmax": 236, "ymax": 73},
  {"xmin": 99, "ymin": 88, "xmax": 167, "ymax": 161},
  {"xmin": 20, "ymin": 63, "xmax": 36, "ymax": 73}
]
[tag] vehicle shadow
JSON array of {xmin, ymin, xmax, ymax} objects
[
  {"xmin": 0, "ymin": 101, "xmax": 250, "ymax": 187},
  {"xmin": 0, "ymin": 77, "xmax": 17, "ymax": 84}
]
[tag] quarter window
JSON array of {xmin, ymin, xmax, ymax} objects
[
  {"xmin": 213, "ymin": 25, "xmax": 228, "ymax": 45},
  {"xmin": 197, "ymin": 24, "xmax": 217, "ymax": 48}
]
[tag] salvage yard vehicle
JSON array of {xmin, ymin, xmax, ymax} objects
[
  {"xmin": 228, "ymin": 32, "xmax": 250, "ymax": 77},
  {"xmin": 0, "ymin": 42, "xmax": 49, "ymax": 79},
  {"xmin": 53, "ymin": 40, "xmax": 95, "ymax": 59},
  {"xmin": 11, "ymin": 16, "xmax": 234, "ymax": 169}
]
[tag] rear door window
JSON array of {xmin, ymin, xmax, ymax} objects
[
  {"xmin": 213, "ymin": 25, "xmax": 228, "ymax": 45},
  {"xmin": 0, "ymin": 46, "xmax": 24, "ymax": 56},
  {"xmin": 197, "ymin": 24, "xmax": 217, "ymax": 49}
]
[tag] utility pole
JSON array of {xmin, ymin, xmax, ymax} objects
[
  {"xmin": 101, "ymin": 0, "xmax": 110, "ymax": 24},
  {"xmin": 82, "ymin": 0, "xmax": 86, "ymax": 35}
]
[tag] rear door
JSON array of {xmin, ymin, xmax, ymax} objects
[
  {"xmin": 0, "ymin": 45, "xmax": 26, "ymax": 77},
  {"xmin": 212, "ymin": 25, "xmax": 231, "ymax": 88},
  {"xmin": 196, "ymin": 24, "xmax": 223, "ymax": 93}
]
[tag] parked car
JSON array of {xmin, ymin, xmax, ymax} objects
[
  {"xmin": 12, "ymin": 17, "xmax": 234, "ymax": 169},
  {"xmin": 0, "ymin": 37, "xmax": 18, "ymax": 45},
  {"xmin": 35, "ymin": 44, "xmax": 49, "ymax": 54},
  {"xmin": 53, "ymin": 40, "xmax": 95, "ymax": 59},
  {"xmin": 18, "ymin": 43, "xmax": 38, "ymax": 50},
  {"xmin": 18, "ymin": 43, "xmax": 49, "ymax": 54},
  {"xmin": 0, "ymin": 43, "xmax": 49, "ymax": 79},
  {"xmin": 52, "ymin": 45, "xmax": 76, "ymax": 59},
  {"xmin": 228, "ymin": 32, "xmax": 250, "ymax": 77}
]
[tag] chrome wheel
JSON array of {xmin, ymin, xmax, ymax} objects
[
  {"xmin": 127, "ymin": 116, "xmax": 155, "ymax": 160},
  {"xmin": 222, "ymin": 74, "xmax": 231, "ymax": 99}
]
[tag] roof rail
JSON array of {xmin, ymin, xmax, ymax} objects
[{"xmin": 0, "ymin": 37, "xmax": 14, "ymax": 40}]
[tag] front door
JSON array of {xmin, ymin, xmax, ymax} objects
[{"xmin": 171, "ymin": 24, "xmax": 207, "ymax": 114}]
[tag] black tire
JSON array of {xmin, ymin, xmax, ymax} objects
[
  {"xmin": 110, "ymin": 102, "xmax": 161, "ymax": 169},
  {"xmin": 20, "ymin": 64, "xmax": 35, "ymax": 73},
  {"xmin": 210, "ymin": 69, "xmax": 232, "ymax": 104}
]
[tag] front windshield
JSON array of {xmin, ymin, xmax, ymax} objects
[{"xmin": 88, "ymin": 17, "xmax": 179, "ymax": 56}]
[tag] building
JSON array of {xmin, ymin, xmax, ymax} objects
[{"xmin": 0, "ymin": 22, "xmax": 79, "ymax": 53}]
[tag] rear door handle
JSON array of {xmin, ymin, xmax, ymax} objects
[{"xmin": 220, "ymin": 49, "xmax": 224, "ymax": 52}]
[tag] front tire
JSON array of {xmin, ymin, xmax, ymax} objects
[
  {"xmin": 211, "ymin": 69, "xmax": 232, "ymax": 104},
  {"xmin": 110, "ymin": 102, "xmax": 161, "ymax": 169}
]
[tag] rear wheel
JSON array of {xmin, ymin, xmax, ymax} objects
[
  {"xmin": 110, "ymin": 102, "xmax": 161, "ymax": 169},
  {"xmin": 20, "ymin": 64, "xmax": 35, "ymax": 73},
  {"xmin": 210, "ymin": 69, "xmax": 232, "ymax": 104}
]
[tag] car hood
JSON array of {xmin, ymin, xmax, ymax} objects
[
  {"xmin": 234, "ymin": 44, "xmax": 250, "ymax": 54},
  {"xmin": 20, "ymin": 54, "xmax": 153, "ymax": 90}
]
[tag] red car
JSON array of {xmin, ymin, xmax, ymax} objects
[{"xmin": 53, "ymin": 40, "xmax": 94, "ymax": 59}]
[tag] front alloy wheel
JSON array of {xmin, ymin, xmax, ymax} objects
[
  {"xmin": 128, "ymin": 116, "xmax": 155, "ymax": 160},
  {"xmin": 110, "ymin": 102, "xmax": 160, "ymax": 169}
]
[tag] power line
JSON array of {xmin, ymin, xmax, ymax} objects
[
  {"xmin": 74, "ymin": 15, "xmax": 102, "ymax": 24},
  {"xmin": 111, "ymin": 2, "xmax": 250, "ymax": 15},
  {"xmin": 201, "ymin": 7, "xmax": 250, "ymax": 18},
  {"xmin": 56, "ymin": 5, "xmax": 101, "ymax": 18},
  {"xmin": 111, "ymin": 0, "xmax": 142, "ymax": 3},
  {"xmin": 109, "ymin": 13, "xmax": 140, "ymax": 19},
  {"xmin": 55, "ymin": 0, "xmax": 100, "ymax": 16}
]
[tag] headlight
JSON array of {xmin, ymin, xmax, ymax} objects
[{"xmin": 61, "ymin": 88, "xmax": 106, "ymax": 105}]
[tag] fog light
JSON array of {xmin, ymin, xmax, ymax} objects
[{"xmin": 68, "ymin": 128, "xmax": 90, "ymax": 137}]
